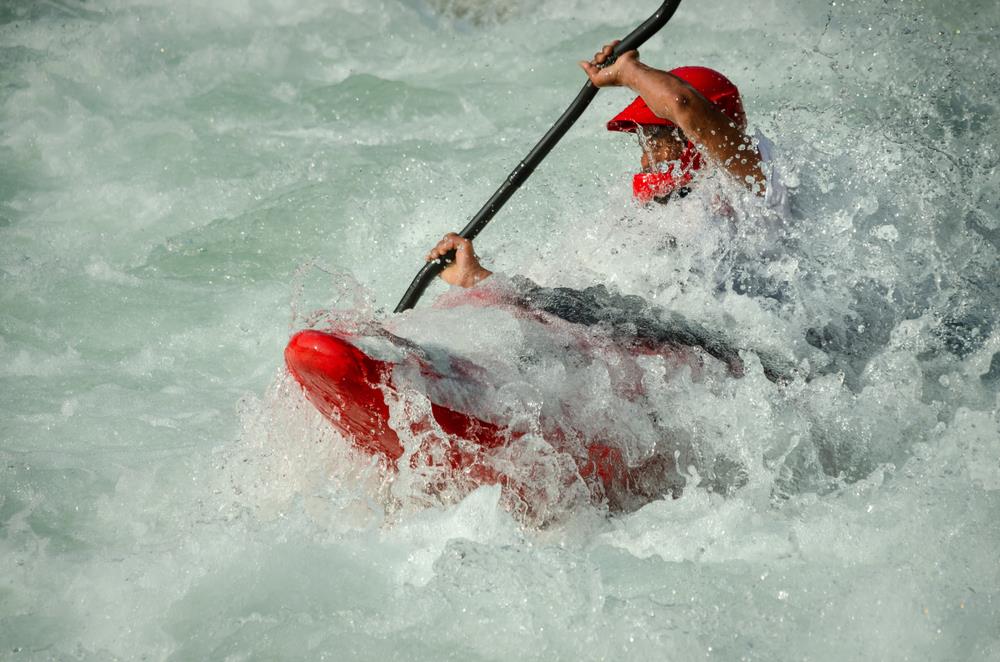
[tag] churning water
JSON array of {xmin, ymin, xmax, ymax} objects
[{"xmin": 2, "ymin": 0, "xmax": 998, "ymax": 659}]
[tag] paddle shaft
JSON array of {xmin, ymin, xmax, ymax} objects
[{"xmin": 393, "ymin": 0, "xmax": 683, "ymax": 313}]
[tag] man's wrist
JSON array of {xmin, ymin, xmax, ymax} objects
[
  {"xmin": 620, "ymin": 59, "xmax": 646, "ymax": 90},
  {"xmin": 463, "ymin": 267, "xmax": 493, "ymax": 288}
]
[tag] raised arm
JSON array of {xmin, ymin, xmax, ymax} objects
[{"xmin": 580, "ymin": 42, "xmax": 765, "ymax": 192}]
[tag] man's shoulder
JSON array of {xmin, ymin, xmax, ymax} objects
[{"xmin": 754, "ymin": 129, "xmax": 790, "ymax": 213}]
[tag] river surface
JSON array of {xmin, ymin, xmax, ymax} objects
[{"xmin": 2, "ymin": 0, "xmax": 999, "ymax": 659}]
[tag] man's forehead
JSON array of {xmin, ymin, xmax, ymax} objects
[{"xmin": 640, "ymin": 125, "xmax": 686, "ymax": 141}]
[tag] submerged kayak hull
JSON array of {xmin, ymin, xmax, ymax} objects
[{"xmin": 285, "ymin": 328, "xmax": 654, "ymax": 505}]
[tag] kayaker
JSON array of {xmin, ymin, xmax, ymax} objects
[
  {"xmin": 423, "ymin": 44, "xmax": 793, "ymax": 383},
  {"xmin": 580, "ymin": 40, "xmax": 774, "ymax": 203},
  {"xmin": 427, "ymin": 41, "xmax": 786, "ymax": 283}
]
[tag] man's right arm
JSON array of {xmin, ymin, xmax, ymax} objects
[{"xmin": 427, "ymin": 233, "xmax": 493, "ymax": 288}]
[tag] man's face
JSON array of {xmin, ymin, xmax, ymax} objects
[{"xmin": 637, "ymin": 126, "xmax": 688, "ymax": 173}]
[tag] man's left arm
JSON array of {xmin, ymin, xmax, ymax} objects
[{"xmin": 581, "ymin": 42, "xmax": 766, "ymax": 193}]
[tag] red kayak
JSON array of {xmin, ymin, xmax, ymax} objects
[{"xmin": 284, "ymin": 326, "xmax": 677, "ymax": 511}]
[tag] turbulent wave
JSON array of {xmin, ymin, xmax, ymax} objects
[{"xmin": 1, "ymin": 0, "xmax": 998, "ymax": 659}]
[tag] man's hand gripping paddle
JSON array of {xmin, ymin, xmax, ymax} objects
[{"xmin": 393, "ymin": 0, "xmax": 684, "ymax": 313}]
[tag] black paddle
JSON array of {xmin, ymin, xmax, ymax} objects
[{"xmin": 394, "ymin": 0, "xmax": 684, "ymax": 313}]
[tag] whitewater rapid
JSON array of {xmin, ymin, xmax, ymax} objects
[{"xmin": 1, "ymin": 0, "xmax": 998, "ymax": 659}]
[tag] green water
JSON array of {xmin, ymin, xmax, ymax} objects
[{"xmin": 1, "ymin": 0, "xmax": 999, "ymax": 659}]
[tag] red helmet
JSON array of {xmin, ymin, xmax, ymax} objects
[
  {"xmin": 607, "ymin": 66, "xmax": 747, "ymax": 132},
  {"xmin": 610, "ymin": 66, "xmax": 746, "ymax": 202}
]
